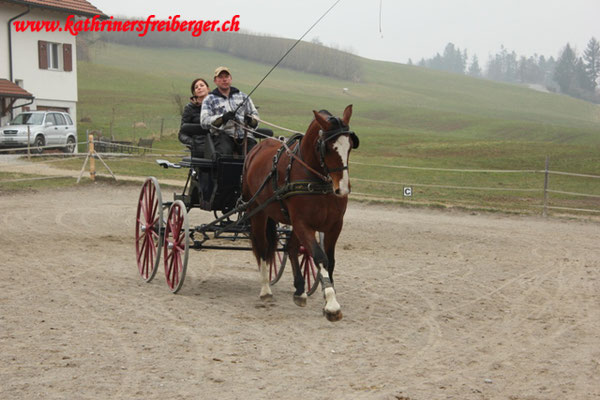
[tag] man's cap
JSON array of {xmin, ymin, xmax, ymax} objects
[{"xmin": 214, "ymin": 66, "xmax": 231, "ymax": 78}]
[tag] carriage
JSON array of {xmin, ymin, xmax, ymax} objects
[
  {"xmin": 134, "ymin": 123, "xmax": 321, "ymax": 295},
  {"xmin": 135, "ymin": 105, "xmax": 358, "ymax": 321}
]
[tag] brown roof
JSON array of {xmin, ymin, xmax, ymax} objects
[
  {"xmin": 3, "ymin": 0, "xmax": 107, "ymax": 18},
  {"xmin": 0, "ymin": 79, "xmax": 34, "ymax": 99}
]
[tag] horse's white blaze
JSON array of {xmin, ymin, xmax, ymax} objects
[
  {"xmin": 332, "ymin": 136, "xmax": 351, "ymax": 195},
  {"xmin": 259, "ymin": 259, "xmax": 272, "ymax": 298}
]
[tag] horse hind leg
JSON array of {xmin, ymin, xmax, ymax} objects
[
  {"xmin": 250, "ymin": 213, "xmax": 275, "ymax": 301},
  {"xmin": 287, "ymin": 233, "xmax": 307, "ymax": 307},
  {"xmin": 258, "ymin": 259, "xmax": 273, "ymax": 301}
]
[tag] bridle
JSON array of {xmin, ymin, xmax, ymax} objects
[{"xmin": 316, "ymin": 116, "xmax": 360, "ymax": 178}]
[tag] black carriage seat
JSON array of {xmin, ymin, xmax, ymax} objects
[
  {"xmin": 176, "ymin": 125, "xmax": 273, "ymax": 212},
  {"xmin": 179, "ymin": 156, "xmax": 213, "ymax": 169}
]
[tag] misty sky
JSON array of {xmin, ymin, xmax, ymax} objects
[{"xmin": 90, "ymin": 0, "xmax": 599, "ymax": 65}]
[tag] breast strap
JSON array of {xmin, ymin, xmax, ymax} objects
[{"xmin": 271, "ymin": 134, "xmax": 333, "ymax": 222}]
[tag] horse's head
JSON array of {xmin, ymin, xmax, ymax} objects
[{"xmin": 312, "ymin": 105, "xmax": 359, "ymax": 197}]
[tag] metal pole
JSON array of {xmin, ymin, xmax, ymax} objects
[
  {"xmin": 27, "ymin": 125, "xmax": 31, "ymax": 160},
  {"xmin": 542, "ymin": 156, "xmax": 549, "ymax": 217}
]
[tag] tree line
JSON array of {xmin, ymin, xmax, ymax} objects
[
  {"xmin": 77, "ymin": 19, "xmax": 363, "ymax": 82},
  {"xmin": 412, "ymin": 38, "xmax": 600, "ymax": 103}
]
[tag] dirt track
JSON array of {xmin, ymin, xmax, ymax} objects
[{"xmin": 1, "ymin": 184, "xmax": 599, "ymax": 400}]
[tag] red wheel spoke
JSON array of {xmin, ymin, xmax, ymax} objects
[
  {"xmin": 166, "ymin": 252, "xmax": 175, "ymax": 280},
  {"xmin": 173, "ymin": 252, "xmax": 181, "ymax": 285},
  {"xmin": 147, "ymin": 245, "xmax": 154, "ymax": 277},
  {"xmin": 143, "ymin": 184, "xmax": 152, "ymax": 218},
  {"xmin": 165, "ymin": 242, "xmax": 174, "ymax": 263},
  {"xmin": 138, "ymin": 237, "xmax": 148, "ymax": 263},
  {"xmin": 142, "ymin": 244, "xmax": 150, "ymax": 278},
  {"xmin": 147, "ymin": 184, "xmax": 155, "ymax": 211}
]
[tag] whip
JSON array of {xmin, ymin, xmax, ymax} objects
[{"xmin": 233, "ymin": 0, "xmax": 343, "ymax": 114}]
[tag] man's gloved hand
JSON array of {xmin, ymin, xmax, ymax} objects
[
  {"xmin": 221, "ymin": 111, "xmax": 236, "ymax": 124},
  {"xmin": 244, "ymin": 114, "xmax": 258, "ymax": 128}
]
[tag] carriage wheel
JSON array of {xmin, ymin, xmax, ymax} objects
[
  {"xmin": 269, "ymin": 225, "xmax": 289, "ymax": 285},
  {"xmin": 302, "ymin": 232, "xmax": 324, "ymax": 296},
  {"xmin": 163, "ymin": 200, "xmax": 189, "ymax": 293},
  {"xmin": 268, "ymin": 248, "xmax": 288, "ymax": 285},
  {"xmin": 135, "ymin": 177, "xmax": 163, "ymax": 282},
  {"xmin": 300, "ymin": 246, "xmax": 320, "ymax": 296}
]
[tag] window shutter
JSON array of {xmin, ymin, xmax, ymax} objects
[
  {"xmin": 38, "ymin": 41, "xmax": 48, "ymax": 69},
  {"xmin": 63, "ymin": 43, "xmax": 72, "ymax": 72}
]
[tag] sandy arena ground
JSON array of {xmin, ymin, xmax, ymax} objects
[{"xmin": 0, "ymin": 184, "xmax": 599, "ymax": 400}]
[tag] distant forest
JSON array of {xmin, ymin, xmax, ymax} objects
[
  {"xmin": 412, "ymin": 38, "xmax": 600, "ymax": 103},
  {"xmin": 77, "ymin": 19, "xmax": 363, "ymax": 82}
]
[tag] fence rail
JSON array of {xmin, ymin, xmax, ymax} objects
[
  {"xmin": 351, "ymin": 158, "xmax": 600, "ymax": 216},
  {"xmin": 1, "ymin": 151, "xmax": 599, "ymax": 216}
]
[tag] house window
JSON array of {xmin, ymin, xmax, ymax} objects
[
  {"xmin": 38, "ymin": 41, "xmax": 72, "ymax": 72},
  {"xmin": 48, "ymin": 43, "xmax": 60, "ymax": 70}
]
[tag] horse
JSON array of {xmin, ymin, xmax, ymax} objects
[{"xmin": 241, "ymin": 105, "xmax": 359, "ymax": 322}]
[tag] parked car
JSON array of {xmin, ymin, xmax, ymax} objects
[{"xmin": 0, "ymin": 111, "xmax": 77, "ymax": 153}]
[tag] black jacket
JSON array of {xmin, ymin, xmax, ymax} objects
[
  {"xmin": 179, "ymin": 102, "xmax": 210, "ymax": 157},
  {"xmin": 181, "ymin": 102, "xmax": 202, "ymax": 125}
]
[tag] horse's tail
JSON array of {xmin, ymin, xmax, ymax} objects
[
  {"xmin": 249, "ymin": 215, "xmax": 278, "ymax": 266},
  {"xmin": 265, "ymin": 217, "xmax": 278, "ymax": 265}
]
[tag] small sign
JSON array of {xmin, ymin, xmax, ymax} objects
[{"xmin": 403, "ymin": 187, "xmax": 413, "ymax": 197}]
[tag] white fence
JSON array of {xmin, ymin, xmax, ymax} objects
[
  {"xmin": 1, "ymin": 149, "xmax": 599, "ymax": 216},
  {"xmin": 351, "ymin": 159, "xmax": 600, "ymax": 215}
]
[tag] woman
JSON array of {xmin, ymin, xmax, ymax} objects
[{"xmin": 179, "ymin": 78, "xmax": 210, "ymax": 157}]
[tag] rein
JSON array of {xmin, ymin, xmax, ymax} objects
[{"xmin": 234, "ymin": 120, "xmax": 331, "ymax": 183}]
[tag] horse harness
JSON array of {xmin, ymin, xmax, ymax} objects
[
  {"xmin": 269, "ymin": 134, "xmax": 332, "ymax": 222},
  {"xmin": 237, "ymin": 119, "xmax": 356, "ymax": 225}
]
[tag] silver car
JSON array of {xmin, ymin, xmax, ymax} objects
[{"xmin": 0, "ymin": 111, "xmax": 77, "ymax": 153}]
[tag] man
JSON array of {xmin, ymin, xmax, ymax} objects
[{"xmin": 200, "ymin": 66, "xmax": 259, "ymax": 157}]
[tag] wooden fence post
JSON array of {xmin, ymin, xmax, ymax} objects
[
  {"xmin": 542, "ymin": 156, "xmax": 549, "ymax": 217},
  {"xmin": 160, "ymin": 118, "xmax": 164, "ymax": 139},
  {"xmin": 89, "ymin": 133, "xmax": 96, "ymax": 181}
]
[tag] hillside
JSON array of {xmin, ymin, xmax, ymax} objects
[{"xmin": 77, "ymin": 41, "xmax": 600, "ymax": 176}]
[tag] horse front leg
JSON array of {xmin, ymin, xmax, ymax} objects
[
  {"xmin": 287, "ymin": 233, "xmax": 307, "ymax": 307},
  {"xmin": 323, "ymin": 223, "xmax": 343, "ymax": 285},
  {"xmin": 293, "ymin": 225, "xmax": 342, "ymax": 322}
]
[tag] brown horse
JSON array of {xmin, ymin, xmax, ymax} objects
[{"xmin": 242, "ymin": 105, "xmax": 359, "ymax": 322}]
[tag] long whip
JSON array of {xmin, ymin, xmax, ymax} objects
[{"xmin": 234, "ymin": 0, "xmax": 343, "ymax": 114}]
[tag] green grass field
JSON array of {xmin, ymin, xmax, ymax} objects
[{"xmin": 25, "ymin": 41, "xmax": 600, "ymax": 214}]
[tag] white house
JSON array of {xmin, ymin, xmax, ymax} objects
[{"xmin": 0, "ymin": 0, "xmax": 106, "ymax": 126}]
